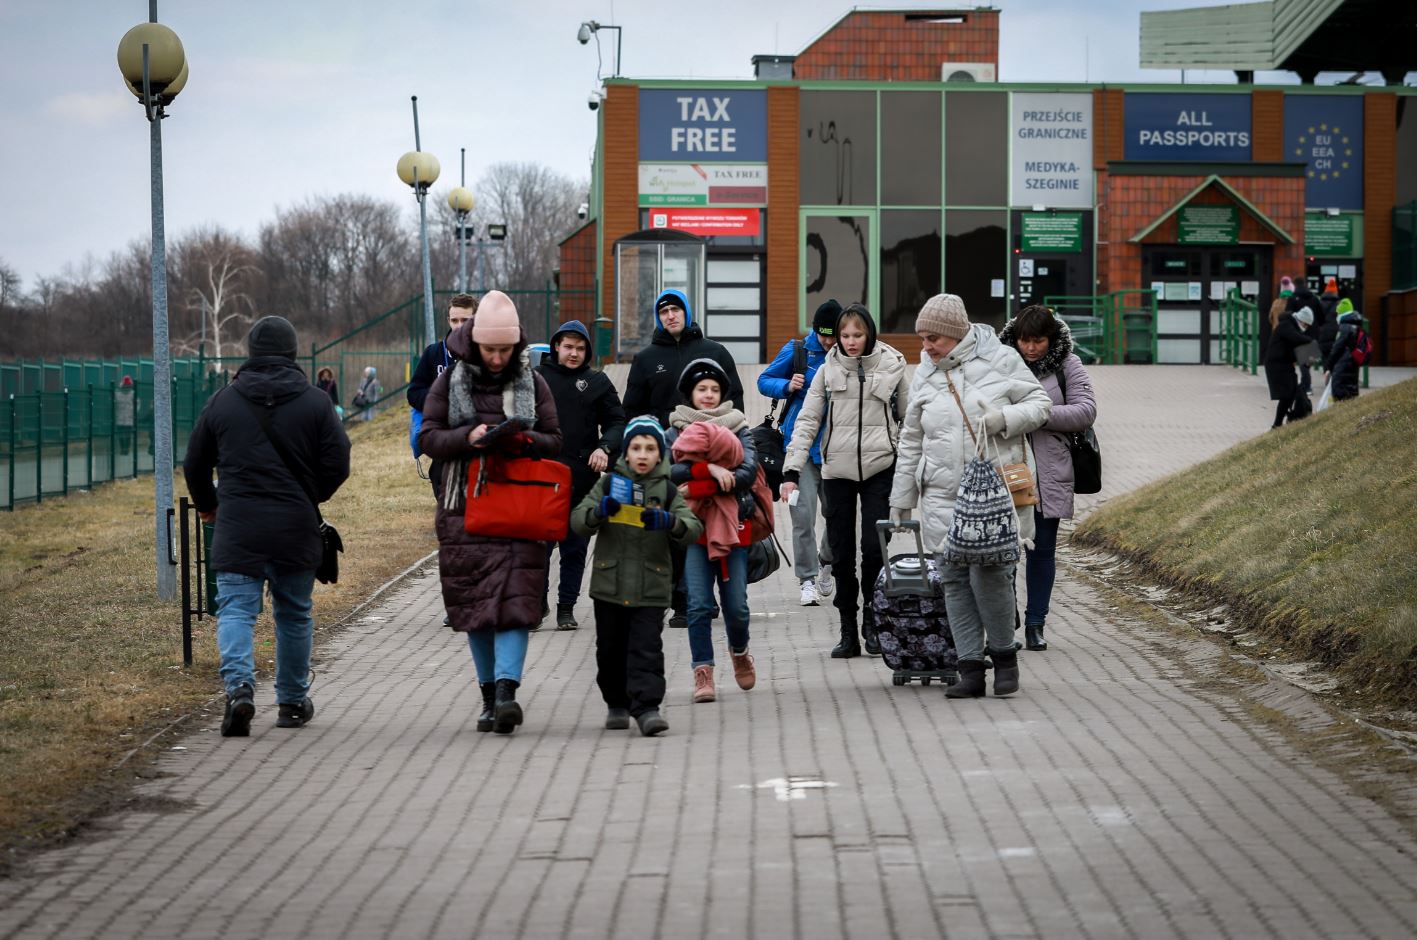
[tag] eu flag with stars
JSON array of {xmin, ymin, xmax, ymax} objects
[{"xmin": 1284, "ymin": 95, "xmax": 1363, "ymax": 210}]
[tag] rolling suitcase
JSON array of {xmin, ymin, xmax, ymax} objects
[{"xmin": 871, "ymin": 521, "xmax": 958, "ymax": 687}]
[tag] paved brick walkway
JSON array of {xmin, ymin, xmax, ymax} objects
[{"xmin": 2, "ymin": 364, "xmax": 1415, "ymax": 939}]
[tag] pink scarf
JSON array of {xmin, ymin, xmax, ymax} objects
[{"xmin": 671, "ymin": 422, "xmax": 743, "ymax": 561}]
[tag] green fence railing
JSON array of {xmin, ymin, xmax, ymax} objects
[
  {"xmin": 1041, "ymin": 295, "xmax": 1108, "ymax": 364},
  {"xmin": 1041, "ymin": 290, "xmax": 1156, "ymax": 364},
  {"xmin": 1219, "ymin": 289, "xmax": 1262, "ymax": 375}
]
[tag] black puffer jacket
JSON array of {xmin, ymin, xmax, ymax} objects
[
  {"xmin": 623, "ymin": 289, "xmax": 743, "ymax": 425},
  {"xmin": 183, "ymin": 358, "xmax": 351, "ymax": 576},
  {"xmin": 536, "ymin": 356, "xmax": 626, "ymax": 503},
  {"xmin": 1263, "ymin": 314, "xmax": 1313, "ymax": 402}
]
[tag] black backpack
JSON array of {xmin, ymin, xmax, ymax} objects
[{"xmin": 752, "ymin": 340, "xmax": 807, "ymax": 499}]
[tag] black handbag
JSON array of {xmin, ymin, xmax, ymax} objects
[
  {"xmin": 753, "ymin": 340, "xmax": 807, "ymax": 499},
  {"xmin": 1055, "ymin": 367, "xmax": 1102, "ymax": 495},
  {"xmin": 241, "ymin": 394, "xmax": 343, "ymax": 584}
]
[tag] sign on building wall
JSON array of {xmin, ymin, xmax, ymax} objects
[
  {"xmin": 648, "ymin": 207, "xmax": 761, "ymax": 237},
  {"xmin": 1305, "ymin": 212, "xmax": 1362, "ymax": 257},
  {"xmin": 1124, "ymin": 93, "xmax": 1251, "ymax": 161},
  {"xmin": 1010, "ymin": 93, "xmax": 1093, "ymax": 208},
  {"xmin": 1285, "ymin": 95, "xmax": 1363, "ymax": 210},
  {"xmin": 1177, "ymin": 205, "xmax": 1239, "ymax": 244},
  {"xmin": 638, "ymin": 164, "xmax": 768, "ymax": 206},
  {"xmin": 639, "ymin": 89, "xmax": 768, "ymax": 162},
  {"xmin": 1020, "ymin": 213, "xmax": 1083, "ymax": 252}
]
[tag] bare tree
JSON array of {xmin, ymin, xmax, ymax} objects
[
  {"xmin": 0, "ymin": 259, "xmax": 21, "ymax": 310},
  {"xmin": 468, "ymin": 163, "xmax": 587, "ymax": 292},
  {"xmin": 171, "ymin": 227, "xmax": 259, "ymax": 359}
]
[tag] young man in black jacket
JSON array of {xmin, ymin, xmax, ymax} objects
[
  {"xmin": 408, "ymin": 293, "xmax": 478, "ymax": 464},
  {"xmin": 536, "ymin": 320, "xmax": 627, "ymax": 629},
  {"xmin": 184, "ymin": 317, "xmax": 351, "ymax": 737},
  {"xmin": 623, "ymin": 289, "xmax": 743, "ymax": 426}
]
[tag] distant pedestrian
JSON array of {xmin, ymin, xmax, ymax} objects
[
  {"xmin": 780, "ymin": 303, "xmax": 909, "ymax": 660},
  {"xmin": 418, "ymin": 291, "xmax": 563, "ymax": 735},
  {"xmin": 572, "ymin": 416, "xmax": 703, "ymax": 736},
  {"xmin": 1323, "ymin": 303, "xmax": 1369, "ymax": 403},
  {"xmin": 183, "ymin": 316, "xmax": 352, "ymax": 737},
  {"xmin": 1268, "ymin": 276, "xmax": 1294, "ymax": 333},
  {"xmin": 115, "ymin": 375, "xmax": 136, "ymax": 456},
  {"xmin": 409, "ymin": 293, "xmax": 478, "ymax": 466},
  {"xmin": 758, "ymin": 299, "xmax": 839, "ymax": 608},
  {"xmin": 537, "ymin": 319, "xmax": 627, "ymax": 630},
  {"xmin": 1266, "ymin": 306, "xmax": 1316, "ymax": 428},
  {"xmin": 1287, "ymin": 282, "xmax": 1324, "ymax": 395},
  {"xmin": 888, "ymin": 294, "xmax": 1051, "ymax": 699},
  {"xmin": 999, "ymin": 306, "xmax": 1097, "ymax": 652},
  {"xmin": 667, "ymin": 358, "xmax": 760, "ymax": 704},
  {"xmin": 353, "ymin": 366, "xmax": 381, "ymax": 421},
  {"xmin": 315, "ymin": 367, "xmax": 339, "ymax": 408}
]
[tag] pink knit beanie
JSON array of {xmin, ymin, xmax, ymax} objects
[{"xmin": 470, "ymin": 290, "xmax": 521, "ymax": 345}]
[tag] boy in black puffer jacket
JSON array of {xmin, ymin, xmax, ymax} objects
[{"xmin": 536, "ymin": 320, "xmax": 627, "ymax": 629}]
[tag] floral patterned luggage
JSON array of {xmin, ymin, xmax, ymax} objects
[{"xmin": 871, "ymin": 521, "xmax": 958, "ymax": 687}]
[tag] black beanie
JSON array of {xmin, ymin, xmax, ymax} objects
[
  {"xmin": 247, "ymin": 316, "xmax": 298, "ymax": 360},
  {"xmin": 812, "ymin": 299, "xmax": 842, "ymax": 336},
  {"xmin": 677, "ymin": 357, "xmax": 731, "ymax": 400}
]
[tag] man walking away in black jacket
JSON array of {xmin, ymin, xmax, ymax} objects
[
  {"xmin": 536, "ymin": 320, "xmax": 626, "ymax": 629},
  {"xmin": 623, "ymin": 289, "xmax": 743, "ymax": 426},
  {"xmin": 184, "ymin": 317, "xmax": 351, "ymax": 738}
]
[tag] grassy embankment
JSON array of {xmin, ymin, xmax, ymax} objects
[
  {"xmin": 1076, "ymin": 377, "xmax": 1417, "ymax": 708},
  {"xmin": 0, "ymin": 406, "xmax": 434, "ymax": 863}
]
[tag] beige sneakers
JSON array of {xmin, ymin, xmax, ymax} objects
[
  {"xmin": 730, "ymin": 650, "xmax": 756, "ymax": 690},
  {"xmin": 692, "ymin": 665, "xmax": 716, "ymax": 703}
]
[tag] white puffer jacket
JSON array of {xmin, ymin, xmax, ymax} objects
[
  {"xmin": 889, "ymin": 324, "xmax": 1052, "ymax": 552},
  {"xmin": 784, "ymin": 341, "xmax": 909, "ymax": 482}
]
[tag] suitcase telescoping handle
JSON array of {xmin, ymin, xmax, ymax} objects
[{"xmin": 876, "ymin": 520, "xmax": 929, "ymax": 597}]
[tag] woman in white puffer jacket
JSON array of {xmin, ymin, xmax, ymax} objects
[{"xmin": 888, "ymin": 294, "xmax": 1051, "ymax": 699}]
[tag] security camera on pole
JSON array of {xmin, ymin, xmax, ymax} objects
[
  {"xmin": 397, "ymin": 97, "xmax": 440, "ymax": 349},
  {"xmin": 117, "ymin": 0, "xmax": 188, "ymax": 601},
  {"xmin": 448, "ymin": 149, "xmax": 475, "ymax": 294}
]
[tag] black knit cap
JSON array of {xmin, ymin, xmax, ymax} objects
[
  {"xmin": 247, "ymin": 316, "xmax": 298, "ymax": 360},
  {"xmin": 812, "ymin": 299, "xmax": 842, "ymax": 336},
  {"xmin": 677, "ymin": 357, "xmax": 731, "ymax": 400}
]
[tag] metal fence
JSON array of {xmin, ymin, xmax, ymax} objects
[
  {"xmin": 1041, "ymin": 290, "xmax": 1157, "ymax": 364},
  {"xmin": 1219, "ymin": 289, "xmax": 1262, "ymax": 374}
]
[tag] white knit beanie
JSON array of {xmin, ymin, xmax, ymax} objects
[{"xmin": 915, "ymin": 294, "xmax": 971, "ymax": 340}]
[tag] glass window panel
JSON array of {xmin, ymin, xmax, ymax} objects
[
  {"xmin": 800, "ymin": 91, "xmax": 877, "ymax": 206},
  {"xmin": 881, "ymin": 92, "xmax": 941, "ymax": 206},
  {"xmin": 805, "ymin": 215, "xmax": 873, "ymax": 326},
  {"xmin": 945, "ymin": 92, "xmax": 1007, "ymax": 206},
  {"xmin": 880, "ymin": 210, "xmax": 941, "ymax": 334},
  {"xmin": 944, "ymin": 210, "xmax": 1007, "ymax": 328}
]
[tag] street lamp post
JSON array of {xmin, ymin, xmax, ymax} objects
[
  {"xmin": 117, "ymin": 0, "xmax": 187, "ymax": 601},
  {"xmin": 448, "ymin": 149, "xmax": 475, "ymax": 294},
  {"xmin": 397, "ymin": 96, "xmax": 440, "ymax": 348}
]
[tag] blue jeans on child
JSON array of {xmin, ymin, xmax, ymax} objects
[
  {"xmin": 215, "ymin": 566, "xmax": 315, "ymax": 704},
  {"xmin": 683, "ymin": 543, "xmax": 750, "ymax": 667},
  {"xmin": 466, "ymin": 629, "xmax": 531, "ymax": 683},
  {"xmin": 1024, "ymin": 511, "xmax": 1061, "ymax": 627}
]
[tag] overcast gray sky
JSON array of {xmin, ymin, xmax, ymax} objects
[{"xmin": 0, "ymin": 0, "xmax": 1373, "ymax": 290}]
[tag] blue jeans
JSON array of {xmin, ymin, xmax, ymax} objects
[
  {"xmin": 545, "ymin": 529, "xmax": 590, "ymax": 606},
  {"xmin": 215, "ymin": 566, "xmax": 315, "ymax": 704},
  {"xmin": 1025, "ymin": 512, "xmax": 1061, "ymax": 627},
  {"xmin": 683, "ymin": 544, "xmax": 750, "ymax": 667},
  {"xmin": 467, "ymin": 629, "xmax": 531, "ymax": 683}
]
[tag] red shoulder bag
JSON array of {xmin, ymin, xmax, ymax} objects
[{"xmin": 464, "ymin": 454, "xmax": 572, "ymax": 542}]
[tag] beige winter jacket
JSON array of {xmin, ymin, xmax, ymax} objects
[
  {"xmin": 784, "ymin": 340, "xmax": 910, "ymax": 482},
  {"xmin": 889, "ymin": 324, "xmax": 1052, "ymax": 551}
]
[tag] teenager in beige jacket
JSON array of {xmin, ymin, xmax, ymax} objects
[{"xmin": 780, "ymin": 304, "xmax": 910, "ymax": 659}]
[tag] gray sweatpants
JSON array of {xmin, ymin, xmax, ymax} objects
[
  {"xmin": 939, "ymin": 561, "xmax": 1016, "ymax": 662},
  {"xmin": 790, "ymin": 460, "xmax": 834, "ymax": 581}
]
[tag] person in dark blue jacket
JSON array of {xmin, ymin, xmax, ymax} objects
[
  {"xmin": 757, "ymin": 299, "xmax": 840, "ymax": 607},
  {"xmin": 408, "ymin": 294, "xmax": 478, "ymax": 465}
]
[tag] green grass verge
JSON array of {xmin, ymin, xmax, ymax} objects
[
  {"xmin": 0, "ymin": 407, "xmax": 436, "ymax": 864},
  {"xmin": 1075, "ymin": 377, "xmax": 1417, "ymax": 708}
]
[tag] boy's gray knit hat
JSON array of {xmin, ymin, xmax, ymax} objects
[{"xmin": 622, "ymin": 415, "xmax": 667, "ymax": 457}]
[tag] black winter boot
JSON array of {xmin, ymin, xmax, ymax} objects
[
  {"xmin": 492, "ymin": 678, "xmax": 523, "ymax": 734},
  {"xmin": 862, "ymin": 611, "xmax": 881, "ymax": 656},
  {"xmin": 1024, "ymin": 623, "xmax": 1047, "ymax": 651},
  {"xmin": 831, "ymin": 613, "xmax": 862, "ymax": 658},
  {"xmin": 636, "ymin": 709, "xmax": 669, "ymax": 737},
  {"xmin": 945, "ymin": 660, "xmax": 987, "ymax": 698},
  {"xmin": 276, "ymin": 697, "xmax": 315, "ymax": 728},
  {"xmin": 476, "ymin": 682, "xmax": 496, "ymax": 733},
  {"xmin": 556, "ymin": 603, "xmax": 578, "ymax": 631},
  {"xmin": 221, "ymin": 683, "xmax": 255, "ymax": 737},
  {"xmin": 990, "ymin": 647, "xmax": 1020, "ymax": 696}
]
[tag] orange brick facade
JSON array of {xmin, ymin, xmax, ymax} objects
[
  {"xmin": 793, "ymin": 10, "xmax": 999, "ymax": 81},
  {"xmin": 1363, "ymin": 93, "xmax": 1397, "ymax": 350},
  {"xmin": 599, "ymin": 85, "xmax": 640, "ymax": 347},
  {"xmin": 765, "ymin": 87, "xmax": 800, "ymax": 353},
  {"xmin": 556, "ymin": 221, "xmax": 596, "ymax": 325}
]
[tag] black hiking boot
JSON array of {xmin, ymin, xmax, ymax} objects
[
  {"xmin": 605, "ymin": 707, "xmax": 631, "ymax": 730},
  {"xmin": 945, "ymin": 660, "xmax": 987, "ymax": 699},
  {"xmin": 493, "ymin": 679, "xmax": 523, "ymax": 734},
  {"xmin": 556, "ymin": 603, "xmax": 578, "ymax": 631},
  {"xmin": 221, "ymin": 683, "xmax": 255, "ymax": 737},
  {"xmin": 476, "ymin": 682, "xmax": 496, "ymax": 732},
  {"xmin": 1024, "ymin": 623, "xmax": 1047, "ymax": 651},
  {"xmin": 831, "ymin": 615, "xmax": 862, "ymax": 659},
  {"xmin": 276, "ymin": 697, "xmax": 315, "ymax": 728},
  {"xmin": 636, "ymin": 709, "xmax": 669, "ymax": 737},
  {"xmin": 989, "ymin": 647, "xmax": 1020, "ymax": 696}
]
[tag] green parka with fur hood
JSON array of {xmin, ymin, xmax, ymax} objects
[{"xmin": 889, "ymin": 323, "xmax": 1051, "ymax": 552}]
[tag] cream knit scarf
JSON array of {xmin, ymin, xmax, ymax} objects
[{"xmin": 670, "ymin": 400, "xmax": 748, "ymax": 433}]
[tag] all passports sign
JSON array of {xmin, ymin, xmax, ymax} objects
[
  {"xmin": 639, "ymin": 89, "xmax": 767, "ymax": 162},
  {"xmin": 1011, "ymin": 93, "xmax": 1093, "ymax": 208},
  {"xmin": 1124, "ymin": 93, "xmax": 1252, "ymax": 161}
]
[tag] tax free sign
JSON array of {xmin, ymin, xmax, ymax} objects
[{"xmin": 639, "ymin": 89, "xmax": 768, "ymax": 162}]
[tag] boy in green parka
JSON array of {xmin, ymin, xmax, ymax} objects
[{"xmin": 573, "ymin": 415, "xmax": 703, "ymax": 736}]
